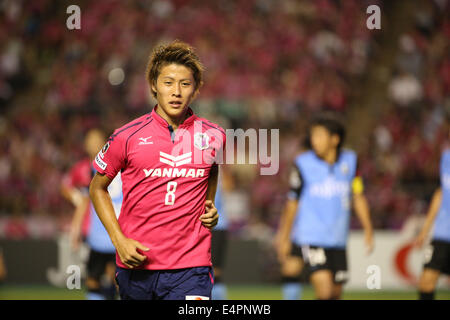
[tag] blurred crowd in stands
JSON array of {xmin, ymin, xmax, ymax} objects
[{"xmin": 0, "ymin": 0, "xmax": 448, "ymax": 239}]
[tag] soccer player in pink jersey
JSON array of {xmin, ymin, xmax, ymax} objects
[{"xmin": 89, "ymin": 40, "xmax": 225, "ymax": 300}]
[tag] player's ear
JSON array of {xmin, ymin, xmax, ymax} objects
[
  {"xmin": 332, "ymin": 134, "xmax": 340, "ymax": 148},
  {"xmin": 151, "ymin": 80, "xmax": 157, "ymax": 97},
  {"xmin": 192, "ymin": 87, "xmax": 200, "ymax": 100}
]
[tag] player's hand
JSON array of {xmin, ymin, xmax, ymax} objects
[
  {"xmin": 414, "ymin": 232, "xmax": 427, "ymax": 248},
  {"xmin": 276, "ymin": 237, "xmax": 292, "ymax": 263},
  {"xmin": 114, "ymin": 236, "xmax": 149, "ymax": 269},
  {"xmin": 364, "ymin": 231, "xmax": 374, "ymax": 255},
  {"xmin": 200, "ymin": 200, "xmax": 219, "ymax": 230}
]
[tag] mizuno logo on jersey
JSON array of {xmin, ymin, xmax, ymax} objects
[
  {"xmin": 159, "ymin": 151, "xmax": 192, "ymax": 167},
  {"xmin": 138, "ymin": 136, "xmax": 153, "ymax": 145}
]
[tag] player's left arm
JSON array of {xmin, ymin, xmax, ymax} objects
[
  {"xmin": 69, "ymin": 189, "xmax": 90, "ymax": 251},
  {"xmin": 200, "ymin": 163, "xmax": 219, "ymax": 230},
  {"xmin": 60, "ymin": 166, "xmax": 90, "ymax": 250},
  {"xmin": 352, "ymin": 173, "xmax": 374, "ymax": 255}
]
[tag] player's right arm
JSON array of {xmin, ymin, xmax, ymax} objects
[
  {"xmin": 68, "ymin": 190, "xmax": 89, "ymax": 250},
  {"xmin": 275, "ymin": 199, "xmax": 299, "ymax": 263},
  {"xmin": 414, "ymin": 188, "xmax": 442, "ymax": 248},
  {"xmin": 275, "ymin": 163, "xmax": 302, "ymax": 262},
  {"xmin": 89, "ymin": 172, "xmax": 149, "ymax": 268},
  {"xmin": 60, "ymin": 162, "xmax": 91, "ymax": 250}
]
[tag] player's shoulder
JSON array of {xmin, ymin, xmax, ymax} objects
[
  {"xmin": 293, "ymin": 150, "xmax": 315, "ymax": 167},
  {"xmin": 108, "ymin": 113, "xmax": 152, "ymax": 142},
  {"xmin": 196, "ymin": 116, "xmax": 226, "ymax": 136},
  {"xmin": 64, "ymin": 157, "xmax": 91, "ymax": 187},
  {"xmin": 296, "ymin": 150, "xmax": 315, "ymax": 161},
  {"xmin": 71, "ymin": 157, "xmax": 91, "ymax": 174}
]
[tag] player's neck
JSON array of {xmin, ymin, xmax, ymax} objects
[
  {"xmin": 156, "ymin": 106, "xmax": 189, "ymax": 130},
  {"xmin": 323, "ymin": 148, "xmax": 337, "ymax": 164}
]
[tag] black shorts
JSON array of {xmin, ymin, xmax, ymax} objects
[
  {"xmin": 87, "ymin": 249, "xmax": 116, "ymax": 281},
  {"xmin": 423, "ymin": 239, "xmax": 450, "ymax": 275},
  {"xmin": 211, "ymin": 229, "xmax": 228, "ymax": 269},
  {"xmin": 291, "ymin": 243, "xmax": 348, "ymax": 284}
]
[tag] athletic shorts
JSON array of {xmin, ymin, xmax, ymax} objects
[
  {"xmin": 87, "ymin": 249, "xmax": 116, "ymax": 281},
  {"xmin": 211, "ymin": 229, "xmax": 228, "ymax": 269},
  {"xmin": 291, "ymin": 243, "xmax": 348, "ymax": 284},
  {"xmin": 423, "ymin": 239, "xmax": 450, "ymax": 275},
  {"xmin": 115, "ymin": 266, "xmax": 214, "ymax": 300}
]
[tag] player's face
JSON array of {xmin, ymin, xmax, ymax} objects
[
  {"xmin": 152, "ymin": 63, "xmax": 197, "ymax": 121},
  {"xmin": 310, "ymin": 125, "xmax": 339, "ymax": 157}
]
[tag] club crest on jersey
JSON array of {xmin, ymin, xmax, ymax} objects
[
  {"xmin": 340, "ymin": 163, "xmax": 349, "ymax": 175},
  {"xmin": 194, "ymin": 132, "xmax": 209, "ymax": 150}
]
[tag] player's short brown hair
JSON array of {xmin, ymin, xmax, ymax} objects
[{"xmin": 146, "ymin": 40, "xmax": 204, "ymax": 98}]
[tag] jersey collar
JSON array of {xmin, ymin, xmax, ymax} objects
[
  {"xmin": 313, "ymin": 149, "xmax": 342, "ymax": 166},
  {"xmin": 151, "ymin": 105, "xmax": 197, "ymax": 128}
]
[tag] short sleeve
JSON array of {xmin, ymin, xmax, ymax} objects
[
  {"xmin": 92, "ymin": 131, "xmax": 127, "ymax": 180},
  {"xmin": 62, "ymin": 160, "xmax": 91, "ymax": 189},
  {"xmin": 287, "ymin": 163, "xmax": 303, "ymax": 200}
]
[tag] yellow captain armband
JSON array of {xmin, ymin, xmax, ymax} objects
[{"xmin": 352, "ymin": 176, "xmax": 364, "ymax": 195}]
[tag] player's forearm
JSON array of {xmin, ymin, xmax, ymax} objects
[
  {"xmin": 89, "ymin": 183, "xmax": 125, "ymax": 246},
  {"xmin": 279, "ymin": 200, "xmax": 298, "ymax": 241},
  {"xmin": 60, "ymin": 185, "xmax": 73, "ymax": 203},
  {"xmin": 205, "ymin": 164, "xmax": 219, "ymax": 202},
  {"xmin": 353, "ymin": 194, "xmax": 373, "ymax": 235},
  {"xmin": 421, "ymin": 188, "xmax": 442, "ymax": 236},
  {"xmin": 62, "ymin": 186, "xmax": 85, "ymax": 207},
  {"xmin": 71, "ymin": 195, "xmax": 90, "ymax": 228}
]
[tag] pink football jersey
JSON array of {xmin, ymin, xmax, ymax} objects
[
  {"xmin": 92, "ymin": 105, "xmax": 226, "ymax": 270},
  {"xmin": 62, "ymin": 158, "xmax": 91, "ymax": 190},
  {"xmin": 61, "ymin": 158, "xmax": 92, "ymax": 237}
]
